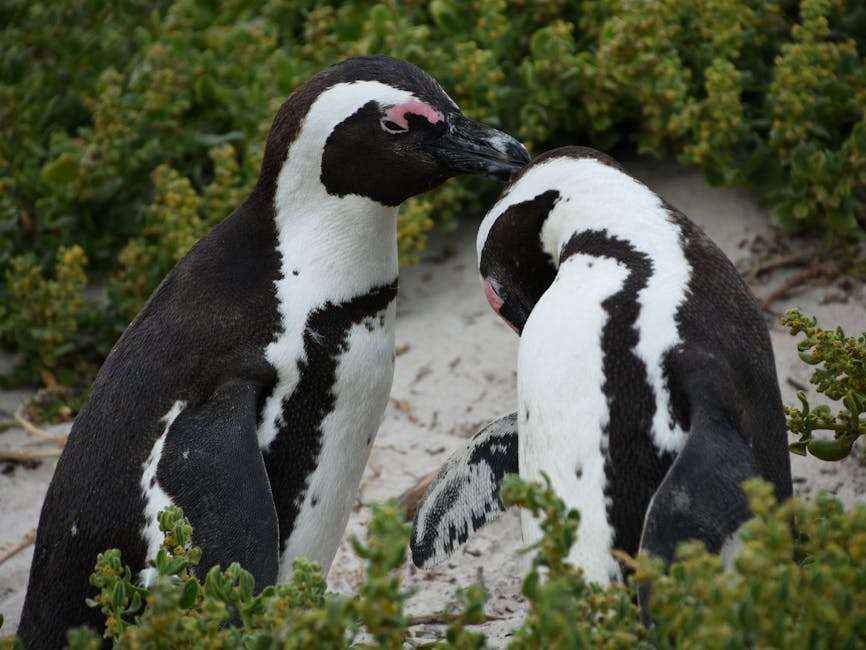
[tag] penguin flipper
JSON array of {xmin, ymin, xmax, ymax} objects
[
  {"xmin": 638, "ymin": 348, "xmax": 757, "ymax": 621},
  {"xmin": 410, "ymin": 412, "xmax": 518, "ymax": 568},
  {"xmin": 158, "ymin": 379, "xmax": 279, "ymax": 588}
]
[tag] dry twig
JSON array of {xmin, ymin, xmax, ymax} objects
[
  {"xmin": 0, "ymin": 528, "xmax": 36, "ymax": 567},
  {"xmin": 741, "ymin": 251, "xmax": 814, "ymax": 282},
  {"xmin": 610, "ymin": 548, "xmax": 639, "ymax": 571},
  {"xmin": 14, "ymin": 404, "xmax": 69, "ymax": 447},
  {"xmin": 0, "ymin": 448, "xmax": 62, "ymax": 462},
  {"xmin": 759, "ymin": 261, "xmax": 842, "ymax": 312},
  {"xmin": 408, "ymin": 612, "xmax": 503, "ymax": 626},
  {"xmin": 390, "ymin": 398, "xmax": 421, "ymax": 425}
]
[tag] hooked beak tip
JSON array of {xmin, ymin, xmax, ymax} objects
[
  {"xmin": 479, "ymin": 132, "xmax": 530, "ymax": 181},
  {"xmin": 497, "ymin": 138, "xmax": 531, "ymax": 166}
]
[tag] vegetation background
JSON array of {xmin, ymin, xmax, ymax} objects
[
  {"xmin": 2, "ymin": 0, "xmax": 866, "ymax": 395},
  {"xmin": 2, "ymin": 0, "xmax": 866, "ymax": 647}
]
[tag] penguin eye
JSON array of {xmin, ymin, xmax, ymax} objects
[{"xmin": 380, "ymin": 118, "xmax": 409, "ymax": 134}]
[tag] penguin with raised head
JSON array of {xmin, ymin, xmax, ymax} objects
[
  {"xmin": 411, "ymin": 146, "xmax": 792, "ymax": 608},
  {"xmin": 19, "ymin": 56, "xmax": 529, "ymax": 647}
]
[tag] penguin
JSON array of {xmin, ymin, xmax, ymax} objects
[
  {"xmin": 410, "ymin": 146, "xmax": 792, "ymax": 607},
  {"xmin": 18, "ymin": 55, "xmax": 529, "ymax": 648}
]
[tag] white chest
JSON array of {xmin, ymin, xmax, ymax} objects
[
  {"xmin": 255, "ymin": 192, "xmax": 399, "ymax": 580},
  {"xmin": 253, "ymin": 93, "xmax": 404, "ymax": 577},
  {"xmin": 276, "ymin": 302, "xmax": 396, "ymax": 578},
  {"xmin": 517, "ymin": 255, "xmax": 628, "ymax": 586}
]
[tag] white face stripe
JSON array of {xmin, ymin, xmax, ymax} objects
[
  {"xmin": 476, "ymin": 155, "xmax": 598, "ymax": 265},
  {"xmin": 139, "ymin": 400, "xmax": 187, "ymax": 586},
  {"xmin": 479, "ymin": 155, "xmax": 692, "ymax": 455},
  {"xmin": 277, "ymin": 80, "xmax": 416, "ymax": 197},
  {"xmin": 476, "ymin": 157, "xmax": 569, "ymax": 266}
]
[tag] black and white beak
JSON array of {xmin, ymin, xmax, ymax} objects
[{"xmin": 425, "ymin": 113, "xmax": 530, "ymax": 181}]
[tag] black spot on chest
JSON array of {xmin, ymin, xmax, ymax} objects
[{"xmin": 263, "ymin": 280, "xmax": 398, "ymax": 549}]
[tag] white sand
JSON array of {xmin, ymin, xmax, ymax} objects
[{"xmin": 2, "ymin": 161, "xmax": 865, "ymax": 645}]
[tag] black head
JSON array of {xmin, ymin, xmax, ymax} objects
[
  {"xmin": 476, "ymin": 146, "xmax": 623, "ymax": 333},
  {"xmin": 257, "ymin": 56, "xmax": 530, "ymax": 206}
]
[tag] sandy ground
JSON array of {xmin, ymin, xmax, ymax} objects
[{"xmin": 2, "ymin": 161, "xmax": 865, "ymax": 645}]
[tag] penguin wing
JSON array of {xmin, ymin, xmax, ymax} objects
[
  {"xmin": 410, "ymin": 412, "xmax": 518, "ymax": 568},
  {"xmin": 158, "ymin": 379, "xmax": 279, "ymax": 588},
  {"xmin": 638, "ymin": 347, "xmax": 757, "ymax": 620}
]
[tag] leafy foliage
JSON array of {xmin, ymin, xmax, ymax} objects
[
  {"xmin": 2, "ymin": 479, "xmax": 865, "ymax": 648},
  {"xmin": 0, "ymin": 245, "xmax": 92, "ymax": 386},
  {"xmin": 33, "ymin": 505, "xmax": 402, "ymax": 649},
  {"xmin": 2, "ymin": 0, "xmax": 866, "ymax": 392},
  {"xmin": 500, "ymin": 476, "xmax": 645, "ymax": 649},
  {"xmin": 638, "ymin": 480, "xmax": 866, "ymax": 647},
  {"xmin": 783, "ymin": 308, "xmax": 866, "ymax": 460},
  {"xmin": 109, "ymin": 147, "xmax": 251, "ymax": 321}
]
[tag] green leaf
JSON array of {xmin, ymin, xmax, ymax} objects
[
  {"xmin": 788, "ymin": 441, "xmax": 808, "ymax": 455},
  {"xmin": 179, "ymin": 579, "xmax": 198, "ymax": 609},
  {"xmin": 807, "ymin": 437, "xmax": 853, "ymax": 461},
  {"xmin": 428, "ymin": 0, "xmax": 463, "ymax": 34},
  {"xmin": 239, "ymin": 569, "xmax": 255, "ymax": 601},
  {"xmin": 40, "ymin": 153, "xmax": 80, "ymax": 186},
  {"xmin": 111, "ymin": 580, "xmax": 126, "ymax": 610},
  {"xmin": 126, "ymin": 590, "xmax": 142, "ymax": 614},
  {"xmin": 165, "ymin": 556, "xmax": 188, "ymax": 575}
]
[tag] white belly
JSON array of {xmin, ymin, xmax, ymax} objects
[{"xmin": 277, "ymin": 302, "xmax": 396, "ymax": 579}]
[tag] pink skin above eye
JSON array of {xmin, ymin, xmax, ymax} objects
[
  {"xmin": 383, "ymin": 100, "xmax": 444, "ymax": 129},
  {"xmin": 484, "ymin": 278, "xmax": 520, "ymax": 333},
  {"xmin": 484, "ymin": 277, "xmax": 504, "ymax": 314}
]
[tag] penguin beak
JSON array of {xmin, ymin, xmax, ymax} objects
[{"xmin": 427, "ymin": 114, "xmax": 530, "ymax": 181}]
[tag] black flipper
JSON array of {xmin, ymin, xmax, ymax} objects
[
  {"xmin": 158, "ymin": 379, "xmax": 279, "ymax": 588},
  {"xmin": 410, "ymin": 412, "xmax": 518, "ymax": 568},
  {"xmin": 638, "ymin": 348, "xmax": 757, "ymax": 623}
]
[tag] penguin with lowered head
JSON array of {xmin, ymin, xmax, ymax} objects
[{"xmin": 410, "ymin": 146, "xmax": 792, "ymax": 616}]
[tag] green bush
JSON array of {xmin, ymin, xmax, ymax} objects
[
  {"xmin": 2, "ymin": 477, "xmax": 865, "ymax": 649},
  {"xmin": 784, "ymin": 308, "xmax": 866, "ymax": 461},
  {"xmin": 0, "ymin": 245, "xmax": 90, "ymax": 386},
  {"xmin": 2, "ymin": 0, "xmax": 865, "ymax": 388}
]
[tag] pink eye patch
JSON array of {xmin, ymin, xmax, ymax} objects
[{"xmin": 383, "ymin": 100, "xmax": 444, "ymax": 129}]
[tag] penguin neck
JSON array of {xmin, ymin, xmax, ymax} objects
[
  {"xmin": 267, "ymin": 149, "xmax": 399, "ymax": 301},
  {"xmin": 538, "ymin": 163, "xmax": 666, "ymax": 268},
  {"xmin": 530, "ymin": 159, "xmax": 691, "ymax": 456},
  {"xmin": 261, "ymin": 80, "xmax": 423, "ymax": 297}
]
